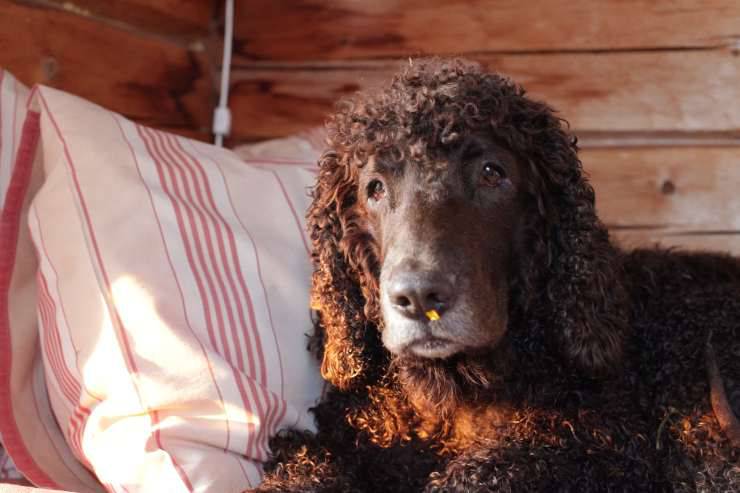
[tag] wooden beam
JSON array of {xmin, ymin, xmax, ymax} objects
[
  {"xmin": 228, "ymin": 50, "xmax": 740, "ymax": 142},
  {"xmin": 0, "ymin": 1, "xmax": 214, "ymax": 139},
  {"xmin": 232, "ymin": 0, "xmax": 740, "ymax": 61}
]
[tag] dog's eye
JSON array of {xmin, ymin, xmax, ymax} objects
[
  {"xmin": 480, "ymin": 162, "xmax": 505, "ymax": 187},
  {"xmin": 367, "ymin": 179, "xmax": 386, "ymax": 202}
]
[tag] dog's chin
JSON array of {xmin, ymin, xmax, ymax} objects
[{"xmin": 404, "ymin": 336, "xmax": 465, "ymax": 359}]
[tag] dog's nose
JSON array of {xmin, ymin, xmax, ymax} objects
[{"xmin": 387, "ymin": 271, "xmax": 455, "ymax": 320}]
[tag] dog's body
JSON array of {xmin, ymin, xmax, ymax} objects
[{"xmin": 256, "ymin": 59, "xmax": 739, "ymax": 492}]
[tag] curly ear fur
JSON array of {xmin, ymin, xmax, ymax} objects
[
  {"xmin": 513, "ymin": 110, "xmax": 629, "ymax": 374},
  {"xmin": 307, "ymin": 141, "xmax": 385, "ymax": 390}
]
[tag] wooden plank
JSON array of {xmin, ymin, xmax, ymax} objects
[
  {"xmin": 0, "ymin": 1, "xmax": 213, "ymax": 139},
  {"xmin": 611, "ymin": 230, "xmax": 740, "ymax": 255},
  {"xmin": 233, "ymin": 0, "xmax": 740, "ymax": 61},
  {"xmin": 20, "ymin": 0, "xmax": 212, "ymax": 41},
  {"xmin": 583, "ymin": 147, "xmax": 740, "ymax": 230},
  {"xmin": 586, "ymin": 146, "xmax": 740, "ymax": 254},
  {"xmin": 573, "ymin": 131, "xmax": 740, "ymax": 149},
  {"xmin": 228, "ymin": 50, "xmax": 740, "ymax": 142},
  {"xmin": 481, "ymin": 51, "xmax": 740, "ymax": 133}
]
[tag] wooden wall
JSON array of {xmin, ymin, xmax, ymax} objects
[
  {"xmin": 0, "ymin": 0, "xmax": 216, "ymax": 140},
  {"xmin": 225, "ymin": 0, "xmax": 740, "ymax": 253},
  {"xmin": 1, "ymin": 1, "xmax": 739, "ymax": 253}
]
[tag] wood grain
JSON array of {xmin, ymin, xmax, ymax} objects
[
  {"xmin": 611, "ymin": 230, "xmax": 740, "ymax": 255},
  {"xmin": 584, "ymin": 147, "xmax": 740, "ymax": 230},
  {"xmin": 19, "ymin": 0, "xmax": 212, "ymax": 41},
  {"xmin": 228, "ymin": 50, "xmax": 740, "ymax": 142},
  {"xmin": 585, "ymin": 147, "xmax": 740, "ymax": 254},
  {"xmin": 232, "ymin": 0, "xmax": 740, "ymax": 61},
  {"xmin": 0, "ymin": 0, "xmax": 214, "ymax": 139}
]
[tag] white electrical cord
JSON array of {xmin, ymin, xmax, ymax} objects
[{"xmin": 213, "ymin": 0, "xmax": 234, "ymax": 147}]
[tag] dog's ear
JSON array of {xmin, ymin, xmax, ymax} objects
[
  {"xmin": 518, "ymin": 113, "xmax": 629, "ymax": 375},
  {"xmin": 307, "ymin": 148, "xmax": 383, "ymax": 390}
]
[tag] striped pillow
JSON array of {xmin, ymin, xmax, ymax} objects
[{"xmin": 0, "ymin": 73, "xmax": 324, "ymax": 492}]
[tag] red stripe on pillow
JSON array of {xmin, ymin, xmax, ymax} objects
[
  {"xmin": 173, "ymin": 134, "xmax": 271, "ymax": 380},
  {"xmin": 137, "ymin": 125, "xmax": 265, "ymax": 459},
  {"xmin": 137, "ymin": 121, "xmax": 258, "ymax": 459},
  {"xmin": 175, "ymin": 136, "xmax": 295, "ymax": 459},
  {"xmin": 183, "ymin": 140, "xmax": 292, "ymax": 454},
  {"xmin": 137, "ymin": 126, "xmax": 274, "ymax": 457},
  {"xmin": 185, "ymin": 140, "xmax": 288, "ymax": 401},
  {"xmin": 270, "ymin": 170, "xmax": 311, "ymax": 256},
  {"xmin": 12, "ymin": 78, "xmax": 19, "ymax": 176},
  {"xmin": 0, "ymin": 110, "xmax": 61, "ymax": 488},
  {"xmin": 30, "ymin": 205, "xmax": 107, "ymax": 474},
  {"xmin": 36, "ymin": 269, "xmax": 94, "ymax": 472},
  {"xmin": 153, "ymin": 127, "xmax": 290, "ymax": 461},
  {"xmin": 112, "ymin": 114, "xmax": 234, "ymax": 454},
  {"xmin": 167, "ymin": 131, "xmax": 266, "ymax": 384},
  {"xmin": 37, "ymin": 93, "xmax": 195, "ymax": 493}
]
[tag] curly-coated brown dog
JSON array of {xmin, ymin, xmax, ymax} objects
[{"xmin": 255, "ymin": 58, "xmax": 739, "ymax": 492}]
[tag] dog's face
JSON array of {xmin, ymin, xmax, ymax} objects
[{"xmin": 359, "ymin": 134, "xmax": 526, "ymax": 361}]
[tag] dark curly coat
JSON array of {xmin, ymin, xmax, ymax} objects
[{"xmin": 254, "ymin": 58, "xmax": 739, "ymax": 492}]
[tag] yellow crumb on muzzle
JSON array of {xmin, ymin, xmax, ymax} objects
[{"xmin": 425, "ymin": 309, "xmax": 440, "ymax": 321}]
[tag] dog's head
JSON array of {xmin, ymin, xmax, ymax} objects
[{"xmin": 308, "ymin": 58, "xmax": 628, "ymax": 406}]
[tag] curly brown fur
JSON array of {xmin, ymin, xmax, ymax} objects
[{"xmin": 254, "ymin": 58, "xmax": 739, "ymax": 492}]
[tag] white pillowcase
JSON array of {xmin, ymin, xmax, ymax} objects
[{"xmin": 0, "ymin": 72, "xmax": 323, "ymax": 493}]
